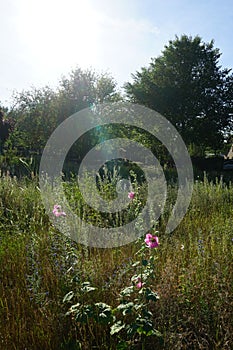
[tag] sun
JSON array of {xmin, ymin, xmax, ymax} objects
[{"xmin": 17, "ymin": 0, "xmax": 100, "ymax": 72}]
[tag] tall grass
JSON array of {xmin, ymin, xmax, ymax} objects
[{"xmin": 0, "ymin": 173, "xmax": 232, "ymax": 349}]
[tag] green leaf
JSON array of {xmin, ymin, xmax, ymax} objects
[
  {"xmin": 135, "ymin": 317, "xmax": 154, "ymax": 335},
  {"xmin": 95, "ymin": 302, "xmax": 115, "ymax": 324},
  {"xmin": 63, "ymin": 291, "xmax": 74, "ymax": 303},
  {"xmin": 142, "ymin": 309, "xmax": 153, "ymax": 318},
  {"xmin": 142, "ymin": 259, "xmax": 148, "ymax": 266},
  {"xmin": 145, "ymin": 288, "xmax": 159, "ymax": 302},
  {"xmin": 117, "ymin": 302, "xmax": 134, "ymax": 311},
  {"xmin": 66, "ymin": 302, "xmax": 81, "ymax": 316},
  {"xmin": 70, "ymin": 303, "xmax": 81, "ymax": 311},
  {"xmin": 81, "ymin": 281, "xmax": 96, "ymax": 293},
  {"xmin": 134, "ymin": 303, "xmax": 143, "ymax": 311},
  {"xmin": 75, "ymin": 305, "xmax": 94, "ymax": 323},
  {"xmin": 146, "ymin": 329, "xmax": 156, "ymax": 336},
  {"xmin": 154, "ymin": 329, "xmax": 163, "ymax": 337},
  {"xmin": 116, "ymin": 341, "xmax": 128, "ymax": 350},
  {"xmin": 126, "ymin": 323, "xmax": 138, "ymax": 336},
  {"xmin": 75, "ymin": 310, "xmax": 88, "ymax": 323},
  {"xmin": 137, "ymin": 327, "xmax": 156, "ymax": 336},
  {"xmin": 117, "ymin": 302, "xmax": 134, "ymax": 316},
  {"xmin": 120, "ymin": 286, "xmax": 134, "ymax": 296},
  {"xmin": 110, "ymin": 321, "xmax": 125, "ymax": 335}
]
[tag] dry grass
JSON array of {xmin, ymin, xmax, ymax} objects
[{"xmin": 0, "ymin": 174, "xmax": 232, "ymax": 349}]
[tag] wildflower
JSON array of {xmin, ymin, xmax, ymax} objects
[
  {"xmin": 136, "ymin": 277, "xmax": 143, "ymax": 289},
  {"xmin": 128, "ymin": 191, "xmax": 135, "ymax": 199},
  {"xmin": 132, "ymin": 276, "xmax": 144, "ymax": 289},
  {"xmin": 53, "ymin": 204, "xmax": 66, "ymax": 217},
  {"xmin": 145, "ymin": 233, "xmax": 159, "ymax": 248},
  {"xmin": 181, "ymin": 244, "xmax": 184, "ymax": 250}
]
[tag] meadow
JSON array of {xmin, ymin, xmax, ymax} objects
[{"xmin": 0, "ymin": 171, "xmax": 232, "ymax": 350}]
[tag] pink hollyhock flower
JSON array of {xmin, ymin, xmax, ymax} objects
[
  {"xmin": 145, "ymin": 233, "xmax": 159, "ymax": 248},
  {"xmin": 136, "ymin": 277, "xmax": 143, "ymax": 289},
  {"xmin": 52, "ymin": 204, "xmax": 66, "ymax": 217},
  {"xmin": 128, "ymin": 191, "xmax": 135, "ymax": 199}
]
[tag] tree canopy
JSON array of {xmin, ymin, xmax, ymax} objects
[
  {"xmin": 5, "ymin": 67, "xmax": 121, "ymax": 157},
  {"xmin": 1, "ymin": 37, "xmax": 233, "ymax": 176},
  {"xmin": 125, "ymin": 35, "xmax": 233, "ymax": 151},
  {"xmin": 0, "ymin": 107, "xmax": 15, "ymax": 154}
]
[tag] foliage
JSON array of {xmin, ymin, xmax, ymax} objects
[
  {"xmin": 4, "ymin": 67, "xmax": 121, "ymax": 164},
  {"xmin": 0, "ymin": 174, "xmax": 232, "ymax": 349},
  {"xmin": 63, "ymin": 231, "xmax": 162, "ymax": 349},
  {"xmin": 0, "ymin": 47, "xmax": 233, "ymax": 349},
  {"xmin": 110, "ymin": 236, "xmax": 162, "ymax": 349},
  {"xmin": 125, "ymin": 35, "xmax": 233, "ymax": 150},
  {"xmin": 0, "ymin": 107, "xmax": 15, "ymax": 154}
]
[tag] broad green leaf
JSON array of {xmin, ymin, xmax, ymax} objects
[
  {"xmin": 95, "ymin": 302, "xmax": 114, "ymax": 324},
  {"xmin": 110, "ymin": 321, "xmax": 125, "ymax": 335},
  {"xmin": 120, "ymin": 286, "xmax": 134, "ymax": 296},
  {"xmin": 145, "ymin": 288, "xmax": 159, "ymax": 301},
  {"xmin": 142, "ymin": 259, "xmax": 148, "ymax": 266},
  {"xmin": 116, "ymin": 341, "xmax": 128, "ymax": 350},
  {"xmin": 63, "ymin": 291, "xmax": 74, "ymax": 303},
  {"xmin": 117, "ymin": 302, "xmax": 134, "ymax": 311},
  {"xmin": 81, "ymin": 282, "xmax": 96, "ymax": 293}
]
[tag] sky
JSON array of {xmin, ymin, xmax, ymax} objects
[{"xmin": 1, "ymin": 0, "xmax": 233, "ymax": 107}]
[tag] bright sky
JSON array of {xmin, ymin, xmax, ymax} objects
[{"xmin": 1, "ymin": 0, "xmax": 233, "ymax": 106}]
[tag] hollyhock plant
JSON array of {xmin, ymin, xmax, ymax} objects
[
  {"xmin": 145, "ymin": 233, "xmax": 159, "ymax": 249},
  {"xmin": 136, "ymin": 277, "xmax": 143, "ymax": 289},
  {"xmin": 53, "ymin": 204, "xmax": 66, "ymax": 217},
  {"xmin": 128, "ymin": 191, "xmax": 135, "ymax": 200}
]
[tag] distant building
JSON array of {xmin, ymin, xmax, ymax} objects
[
  {"xmin": 224, "ymin": 144, "xmax": 233, "ymax": 160},
  {"xmin": 223, "ymin": 144, "xmax": 233, "ymax": 169}
]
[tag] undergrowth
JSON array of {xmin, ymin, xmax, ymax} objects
[{"xmin": 0, "ymin": 173, "xmax": 232, "ymax": 349}]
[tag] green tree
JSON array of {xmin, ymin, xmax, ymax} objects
[
  {"xmin": 7, "ymin": 67, "xmax": 121, "ymax": 162},
  {"xmin": 125, "ymin": 35, "xmax": 233, "ymax": 152},
  {"xmin": 56, "ymin": 67, "xmax": 121, "ymax": 124},
  {"xmin": 0, "ymin": 107, "xmax": 15, "ymax": 154},
  {"xmin": 10, "ymin": 86, "xmax": 58, "ymax": 155},
  {"xmin": 56, "ymin": 67, "xmax": 121, "ymax": 161}
]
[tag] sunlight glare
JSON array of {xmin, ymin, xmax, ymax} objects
[{"xmin": 17, "ymin": 0, "xmax": 100, "ymax": 70}]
